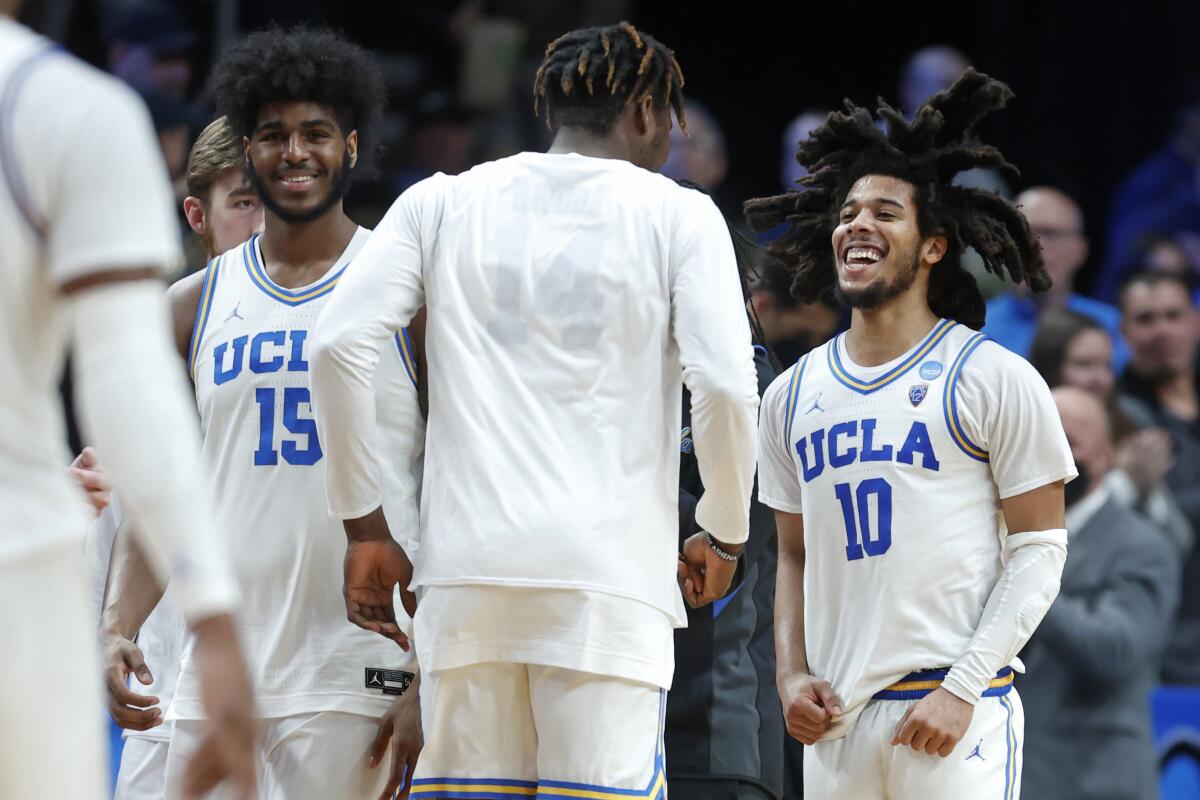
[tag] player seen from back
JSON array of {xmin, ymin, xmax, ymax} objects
[{"xmin": 309, "ymin": 20, "xmax": 759, "ymax": 798}]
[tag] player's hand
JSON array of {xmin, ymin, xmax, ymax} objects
[
  {"xmin": 368, "ymin": 675, "xmax": 423, "ymax": 800},
  {"xmin": 677, "ymin": 532, "xmax": 742, "ymax": 608},
  {"xmin": 100, "ymin": 630, "xmax": 162, "ymax": 731},
  {"xmin": 778, "ymin": 671, "xmax": 843, "ymax": 745},
  {"xmin": 185, "ymin": 613, "xmax": 258, "ymax": 800},
  {"xmin": 69, "ymin": 446, "xmax": 112, "ymax": 516},
  {"xmin": 891, "ymin": 687, "xmax": 974, "ymax": 757},
  {"xmin": 344, "ymin": 509, "xmax": 417, "ymax": 649}
]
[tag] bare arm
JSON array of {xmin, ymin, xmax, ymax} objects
[
  {"xmin": 166, "ymin": 267, "xmax": 208, "ymax": 363},
  {"xmin": 774, "ymin": 510, "xmax": 842, "ymax": 745}
]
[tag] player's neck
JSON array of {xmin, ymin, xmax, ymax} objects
[
  {"xmin": 845, "ymin": 292, "xmax": 940, "ymax": 368},
  {"xmin": 259, "ymin": 206, "xmax": 359, "ymax": 285},
  {"xmin": 548, "ymin": 127, "xmax": 630, "ymax": 163}
]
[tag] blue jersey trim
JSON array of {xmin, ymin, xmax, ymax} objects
[
  {"xmin": 943, "ymin": 332, "xmax": 990, "ymax": 462},
  {"xmin": 0, "ymin": 45, "xmax": 61, "ymax": 238},
  {"xmin": 827, "ymin": 318, "xmax": 956, "ymax": 395},
  {"xmin": 783, "ymin": 353, "xmax": 810, "ymax": 445},
  {"xmin": 187, "ymin": 258, "xmax": 221, "ymax": 379},
  {"xmin": 243, "ymin": 234, "xmax": 345, "ymax": 306},
  {"xmin": 1001, "ymin": 693, "xmax": 1017, "ymax": 799},
  {"xmin": 395, "ymin": 328, "xmax": 418, "ymax": 389}
]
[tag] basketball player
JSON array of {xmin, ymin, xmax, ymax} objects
[
  {"xmin": 745, "ymin": 71, "xmax": 1075, "ymax": 798},
  {"xmin": 95, "ymin": 27, "xmax": 425, "ymax": 800},
  {"xmin": 0, "ymin": 9, "xmax": 255, "ymax": 800},
  {"xmin": 91, "ymin": 116, "xmax": 263, "ymax": 800},
  {"xmin": 310, "ymin": 22, "xmax": 759, "ymax": 796}
]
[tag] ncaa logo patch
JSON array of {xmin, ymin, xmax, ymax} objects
[
  {"xmin": 909, "ymin": 385, "xmax": 929, "ymax": 406},
  {"xmin": 919, "ymin": 361, "xmax": 943, "ymax": 380}
]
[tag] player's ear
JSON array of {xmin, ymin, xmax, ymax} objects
[
  {"xmin": 922, "ymin": 235, "xmax": 948, "ymax": 266},
  {"xmin": 346, "ymin": 130, "xmax": 359, "ymax": 169},
  {"xmin": 183, "ymin": 196, "xmax": 207, "ymax": 238}
]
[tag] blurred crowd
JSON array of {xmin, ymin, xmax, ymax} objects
[{"xmin": 52, "ymin": 0, "xmax": 1200, "ymax": 796}]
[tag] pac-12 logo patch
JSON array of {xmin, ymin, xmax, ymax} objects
[
  {"xmin": 365, "ymin": 668, "xmax": 415, "ymax": 696},
  {"xmin": 919, "ymin": 361, "xmax": 943, "ymax": 380},
  {"xmin": 909, "ymin": 385, "xmax": 929, "ymax": 406}
]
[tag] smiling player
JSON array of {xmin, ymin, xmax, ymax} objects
[{"xmin": 746, "ymin": 71, "xmax": 1076, "ymax": 799}]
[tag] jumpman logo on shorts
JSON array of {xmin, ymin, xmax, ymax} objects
[
  {"xmin": 224, "ymin": 303, "xmax": 244, "ymax": 323},
  {"xmin": 806, "ymin": 393, "xmax": 825, "ymax": 415},
  {"xmin": 964, "ymin": 739, "xmax": 985, "ymax": 761}
]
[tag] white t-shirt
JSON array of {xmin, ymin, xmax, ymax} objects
[
  {"xmin": 311, "ymin": 153, "xmax": 759, "ymax": 688},
  {"xmin": 758, "ymin": 321, "xmax": 1075, "ymax": 739},
  {"xmin": 0, "ymin": 19, "xmax": 181, "ymax": 563}
]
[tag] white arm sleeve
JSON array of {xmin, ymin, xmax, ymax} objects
[
  {"xmin": 942, "ymin": 528, "xmax": 1067, "ymax": 704},
  {"xmin": 669, "ymin": 191, "xmax": 760, "ymax": 544},
  {"xmin": 69, "ymin": 280, "xmax": 238, "ymax": 621},
  {"xmin": 311, "ymin": 178, "xmax": 437, "ymax": 519}
]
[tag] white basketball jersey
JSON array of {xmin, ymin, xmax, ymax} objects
[
  {"xmin": 171, "ymin": 228, "xmax": 423, "ymax": 720},
  {"xmin": 0, "ymin": 19, "xmax": 180, "ymax": 563},
  {"xmin": 758, "ymin": 319, "xmax": 1074, "ymax": 740}
]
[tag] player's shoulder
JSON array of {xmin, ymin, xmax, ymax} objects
[
  {"xmin": 763, "ymin": 357, "xmax": 806, "ymax": 413},
  {"xmin": 11, "ymin": 40, "xmax": 143, "ymax": 124},
  {"xmin": 954, "ymin": 331, "xmax": 1047, "ymax": 392}
]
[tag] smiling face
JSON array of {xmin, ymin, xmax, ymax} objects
[
  {"xmin": 244, "ymin": 101, "xmax": 357, "ymax": 224},
  {"xmin": 831, "ymin": 174, "xmax": 946, "ymax": 310}
]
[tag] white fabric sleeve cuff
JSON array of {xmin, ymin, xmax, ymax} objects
[
  {"xmin": 69, "ymin": 280, "xmax": 239, "ymax": 620},
  {"xmin": 943, "ymin": 528, "xmax": 1067, "ymax": 704}
]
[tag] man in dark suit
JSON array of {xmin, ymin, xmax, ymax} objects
[{"xmin": 1018, "ymin": 387, "xmax": 1181, "ymax": 800}]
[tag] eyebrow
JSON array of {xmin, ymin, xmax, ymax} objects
[
  {"xmin": 840, "ymin": 197, "xmax": 905, "ymax": 210},
  {"xmin": 252, "ymin": 118, "xmax": 337, "ymax": 135}
]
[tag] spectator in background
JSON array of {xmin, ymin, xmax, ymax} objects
[
  {"xmin": 1030, "ymin": 309, "xmax": 1192, "ymax": 554},
  {"xmin": 104, "ymin": 2, "xmax": 196, "ymax": 99},
  {"xmin": 779, "ymin": 109, "xmax": 826, "ymax": 190},
  {"xmin": 1018, "ymin": 387, "xmax": 1179, "ymax": 800},
  {"xmin": 1134, "ymin": 232, "xmax": 1196, "ymax": 277},
  {"xmin": 394, "ymin": 91, "xmax": 478, "ymax": 193},
  {"xmin": 137, "ymin": 85, "xmax": 199, "ymax": 204},
  {"xmin": 748, "ymin": 254, "xmax": 839, "ymax": 367},
  {"xmin": 662, "ymin": 100, "xmax": 728, "ymax": 193},
  {"xmin": 1097, "ymin": 76, "xmax": 1200, "ymax": 303},
  {"xmin": 1118, "ymin": 271, "xmax": 1200, "ymax": 684},
  {"xmin": 985, "ymin": 186, "xmax": 1129, "ymax": 370}
]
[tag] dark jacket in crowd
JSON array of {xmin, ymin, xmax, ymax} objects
[
  {"xmin": 1018, "ymin": 495, "xmax": 1180, "ymax": 800},
  {"xmin": 667, "ymin": 347, "xmax": 784, "ymax": 800},
  {"xmin": 1119, "ymin": 366, "xmax": 1200, "ymax": 683}
]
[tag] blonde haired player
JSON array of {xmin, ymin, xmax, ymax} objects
[
  {"xmin": 0, "ymin": 9, "xmax": 255, "ymax": 800},
  {"xmin": 83, "ymin": 115, "xmax": 263, "ymax": 800},
  {"xmin": 746, "ymin": 72, "xmax": 1075, "ymax": 798}
]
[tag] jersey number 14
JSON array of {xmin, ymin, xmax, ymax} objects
[{"xmin": 835, "ymin": 478, "xmax": 892, "ymax": 560}]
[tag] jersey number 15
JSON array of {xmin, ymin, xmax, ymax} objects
[{"xmin": 253, "ymin": 387, "xmax": 322, "ymax": 466}]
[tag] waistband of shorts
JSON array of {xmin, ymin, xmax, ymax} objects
[{"xmin": 872, "ymin": 666, "xmax": 1014, "ymax": 701}]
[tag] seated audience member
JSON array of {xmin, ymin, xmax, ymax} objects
[
  {"xmin": 1018, "ymin": 387, "xmax": 1180, "ymax": 800},
  {"xmin": 1030, "ymin": 309, "xmax": 1193, "ymax": 554},
  {"xmin": 985, "ymin": 186, "xmax": 1128, "ymax": 370},
  {"xmin": 1118, "ymin": 271, "xmax": 1200, "ymax": 683},
  {"xmin": 1097, "ymin": 76, "xmax": 1200, "ymax": 303},
  {"xmin": 747, "ymin": 254, "xmax": 839, "ymax": 367}
]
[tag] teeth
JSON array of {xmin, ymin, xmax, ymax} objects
[
  {"xmin": 847, "ymin": 247, "xmax": 882, "ymax": 263},
  {"xmin": 281, "ymin": 175, "xmax": 314, "ymax": 183}
]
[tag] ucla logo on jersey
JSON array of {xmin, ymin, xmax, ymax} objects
[
  {"xmin": 794, "ymin": 417, "xmax": 940, "ymax": 483},
  {"xmin": 212, "ymin": 329, "xmax": 310, "ymax": 385},
  {"xmin": 919, "ymin": 360, "xmax": 943, "ymax": 380},
  {"xmin": 909, "ymin": 384, "xmax": 928, "ymax": 406}
]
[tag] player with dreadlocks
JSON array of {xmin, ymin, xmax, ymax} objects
[
  {"xmin": 751, "ymin": 70, "xmax": 1076, "ymax": 798},
  {"xmin": 310, "ymin": 21, "xmax": 758, "ymax": 798}
]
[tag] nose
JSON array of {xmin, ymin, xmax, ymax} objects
[
  {"xmin": 847, "ymin": 207, "xmax": 875, "ymax": 232},
  {"xmin": 283, "ymin": 133, "xmax": 308, "ymax": 163}
]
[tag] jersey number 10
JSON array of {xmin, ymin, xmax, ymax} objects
[
  {"xmin": 253, "ymin": 387, "xmax": 323, "ymax": 466},
  {"xmin": 835, "ymin": 478, "xmax": 892, "ymax": 560}
]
